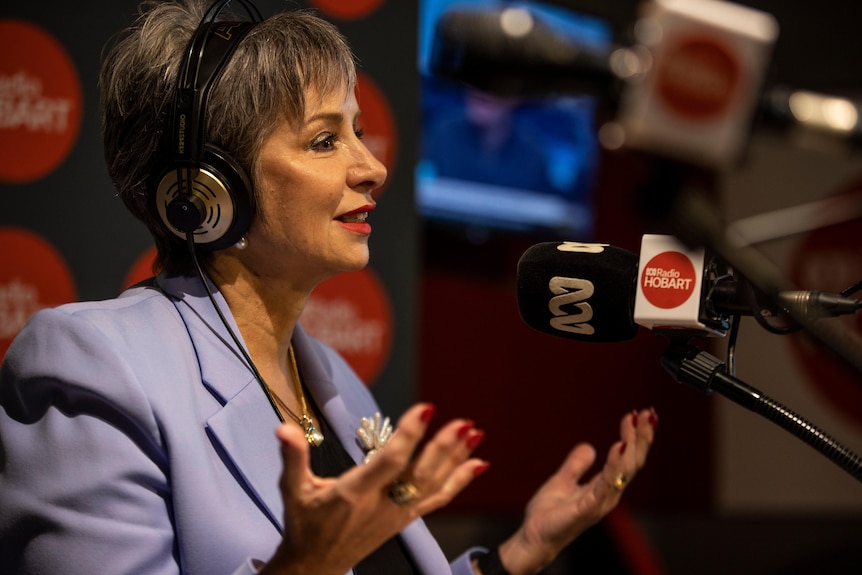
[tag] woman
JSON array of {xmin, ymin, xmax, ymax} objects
[{"xmin": 0, "ymin": 1, "xmax": 657, "ymax": 574}]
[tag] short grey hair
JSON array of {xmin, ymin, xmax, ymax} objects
[{"xmin": 100, "ymin": 0, "xmax": 357, "ymax": 276}]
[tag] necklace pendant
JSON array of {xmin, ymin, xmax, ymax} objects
[{"xmin": 305, "ymin": 424, "xmax": 324, "ymax": 447}]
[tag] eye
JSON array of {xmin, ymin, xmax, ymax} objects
[
  {"xmin": 354, "ymin": 127, "xmax": 365, "ymax": 140},
  {"xmin": 309, "ymin": 132, "xmax": 337, "ymax": 151}
]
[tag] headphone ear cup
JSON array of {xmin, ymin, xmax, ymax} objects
[{"xmin": 153, "ymin": 144, "xmax": 252, "ymax": 251}]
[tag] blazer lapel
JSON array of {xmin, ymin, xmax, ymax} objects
[
  {"xmin": 158, "ymin": 274, "xmax": 285, "ymax": 531},
  {"xmin": 206, "ymin": 380, "xmax": 285, "ymax": 529},
  {"xmin": 157, "ymin": 275, "xmax": 452, "ymax": 573},
  {"xmin": 291, "ymin": 328, "xmax": 453, "ymax": 574},
  {"xmin": 290, "ymin": 327, "xmax": 370, "ymax": 465}
]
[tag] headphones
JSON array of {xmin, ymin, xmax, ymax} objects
[{"xmin": 151, "ymin": 0, "xmax": 262, "ymax": 251}]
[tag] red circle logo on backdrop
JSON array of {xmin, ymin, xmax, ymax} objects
[
  {"xmin": 640, "ymin": 251, "xmax": 697, "ymax": 309},
  {"xmin": 0, "ymin": 20, "xmax": 83, "ymax": 183},
  {"xmin": 788, "ymin": 181, "xmax": 862, "ymax": 431},
  {"xmin": 307, "ymin": 0, "xmax": 385, "ymax": 20},
  {"xmin": 0, "ymin": 227, "xmax": 77, "ymax": 359},
  {"xmin": 356, "ymin": 72, "xmax": 396, "ymax": 197},
  {"xmin": 657, "ymin": 36, "xmax": 740, "ymax": 121},
  {"xmin": 300, "ymin": 267, "xmax": 394, "ymax": 386}
]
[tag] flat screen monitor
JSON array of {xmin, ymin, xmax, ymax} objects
[{"xmin": 416, "ymin": 0, "xmax": 612, "ymax": 239}]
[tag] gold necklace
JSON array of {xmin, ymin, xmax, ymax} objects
[{"xmin": 265, "ymin": 345, "xmax": 324, "ymax": 447}]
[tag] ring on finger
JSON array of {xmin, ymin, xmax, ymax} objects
[
  {"xmin": 389, "ymin": 477, "xmax": 421, "ymax": 505},
  {"xmin": 611, "ymin": 473, "xmax": 629, "ymax": 491}
]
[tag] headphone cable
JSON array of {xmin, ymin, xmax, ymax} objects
[{"xmin": 186, "ymin": 232, "xmax": 285, "ymax": 422}]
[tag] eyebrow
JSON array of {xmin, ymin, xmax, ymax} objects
[
  {"xmin": 306, "ymin": 110, "xmax": 362, "ymax": 126},
  {"xmin": 307, "ymin": 111, "xmax": 343, "ymax": 124}
]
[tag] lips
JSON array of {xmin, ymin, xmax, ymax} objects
[
  {"xmin": 338, "ymin": 211, "xmax": 369, "ymax": 224},
  {"xmin": 336, "ymin": 204, "xmax": 375, "ymax": 235}
]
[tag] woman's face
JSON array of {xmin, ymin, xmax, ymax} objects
[{"xmin": 244, "ymin": 85, "xmax": 387, "ymax": 287}]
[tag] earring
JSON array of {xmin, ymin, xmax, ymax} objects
[{"xmin": 235, "ymin": 236, "xmax": 248, "ymax": 250}]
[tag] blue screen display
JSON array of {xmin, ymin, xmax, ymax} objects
[{"xmin": 416, "ymin": 0, "xmax": 612, "ymax": 239}]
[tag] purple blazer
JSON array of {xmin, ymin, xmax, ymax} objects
[{"xmin": 0, "ymin": 273, "xmax": 481, "ymax": 574}]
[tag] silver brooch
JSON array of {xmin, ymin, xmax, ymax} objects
[{"xmin": 356, "ymin": 412, "xmax": 393, "ymax": 464}]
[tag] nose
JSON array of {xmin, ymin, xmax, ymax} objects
[{"xmin": 350, "ymin": 138, "xmax": 388, "ymax": 195}]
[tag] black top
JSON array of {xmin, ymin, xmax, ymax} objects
[{"xmin": 308, "ymin": 400, "xmax": 420, "ymax": 575}]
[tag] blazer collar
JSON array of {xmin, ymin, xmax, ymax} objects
[
  {"xmin": 153, "ymin": 274, "xmax": 451, "ymax": 573},
  {"xmin": 154, "ymin": 273, "xmax": 371, "ymax": 529}
]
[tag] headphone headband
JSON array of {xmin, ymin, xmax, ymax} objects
[
  {"xmin": 152, "ymin": 0, "xmax": 262, "ymax": 249},
  {"xmin": 171, "ymin": 20, "xmax": 257, "ymax": 165}
]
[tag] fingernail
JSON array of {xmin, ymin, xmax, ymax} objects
[
  {"xmin": 466, "ymin": 429, "xmax": 485, "ymax": 450},
  {"xmin": 619, "ymin": 441, "xmax": 627, "ymax": 455},
  {"xmin": 420, "ymin": 404, "xmax": 436, "ymax": 423},
  {"xmin": 649, "ymin": 408, "xmax": 659, "ymax": 430},
  {"xmin": 456, "ymin": 421, "xmax": 475, "ymax": 440},
  {"xmin": 631, "ymin": 410, "xmax": 639, "ymax": 428},
  {"xmin": 473, "ymin": 462, "xmax": 490, "ymax": 477}
]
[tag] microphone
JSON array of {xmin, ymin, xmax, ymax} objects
[
  {"xmin": 429, "ymin": 5, "xmax": 615, "ymax": 98},
  {"xmin": 430, "ymin": 0, "xmax": 779, "ymax": 169},
  {"xmin": 758, "ymin": 85, "xmax": 862, "ymax": 147},
  {"xmin": 516, "ymin": 241, "xmax": 640, "ymax": 343},
  {"xmin": 516, "ymin": 237, "xmax": 861, "ymax": 343}
]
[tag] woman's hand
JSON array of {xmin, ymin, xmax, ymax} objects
[
  {"xmin": 259, "ymin": 403, "xmax": 488, "ymax": 575},
  {"xmin": 492, "ymin": 407, "xmax": 658, "ymax": 575}
]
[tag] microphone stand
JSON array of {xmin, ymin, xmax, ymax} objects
[
  {"xmin": 642, "ymin": 158, "xmax": 862, "ymax": 378},
  {"xmin": 660, "ymin": 338, "xmax": 862, "ymax": 483}
]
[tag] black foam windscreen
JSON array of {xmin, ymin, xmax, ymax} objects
[
  {"xmin": 516, "ymin": 242, "xmax": 640, "ymax": 343},
  {"xmin": 428, "ymin": 7, "xmax": 612, "ymax": 97}
]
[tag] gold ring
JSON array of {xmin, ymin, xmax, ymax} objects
[
  {"xmin": 611, "ymin": 473, "xmax": 629, "ymax": 491},
  {"xmin": 388, "ymin": 478, "xmax": 420, "ymax": 505}
]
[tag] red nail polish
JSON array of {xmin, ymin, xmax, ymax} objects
[
  {"xmin": 420, "ymin": 404, "xmax": 436, "ymax": 423},
  {"xmin": 631, "ymin": 411, "xmax": 639, "ymax": 428},
  {"xmin": 619, "ymin": 442, "xmax": 627, "ymax": 455},
  {"xmin": 649, "ymin": 408, "xmax": 659, "ymax": 430},
  {"xmin": 466, "ymin": 429, "xmax": 485, "ymax": 450},
  {"xmin": 473, "ymin": 462, "xmax": 490, "ymax": 477},
  {"xmin": 456, "ymin": 421, "xmax": 474, "ymax": 439}
]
